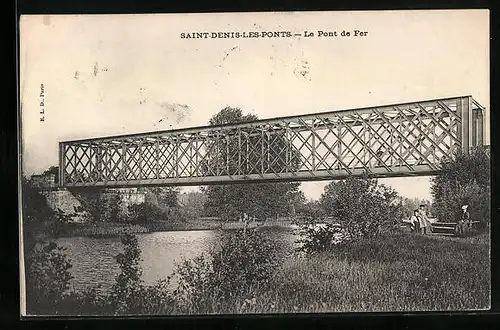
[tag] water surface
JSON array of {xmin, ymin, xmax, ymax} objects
[{"xmin": 55, "ymin": 227, "xmax": 296, "ymax": 293}]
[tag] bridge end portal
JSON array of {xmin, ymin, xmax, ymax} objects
[{"xmin": 459, "ymin": 96, "xmax": 486, "ymax": 154}]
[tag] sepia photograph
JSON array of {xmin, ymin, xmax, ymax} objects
[{"xmin": 19, "ymin": 10, "xmax": 490, "ymax": 316}]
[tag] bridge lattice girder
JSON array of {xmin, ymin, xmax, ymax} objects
[{"xmin": 59, "ymin": 96, "xmax": 485, "ymax": 187}]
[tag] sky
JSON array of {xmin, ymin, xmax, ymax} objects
[{"xmin": 19, "ymin": 10, "xmax": 489, "ymax": 201}]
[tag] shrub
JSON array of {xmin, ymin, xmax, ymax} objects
[
  {"xmin": 295, "ymin": 176, "xmax": 404, "ymax": 254},
  {"xmin": 173, "ymin": 228, "xmax": 281, "ymax": 313},
  {"xmin": 432, "ymin": 180, "xmax": 490, "ymax": 224},
  {"xmin": 109, "ymin": 234, "xmax": 144, "ymax": 314},
  {"xmin": 296, "ymin": 223, "xmax": 344, "ymax": 254},
  {"xmin": 109, "ymin": 194, "xmax": 123, "ymax": 223},
  {"xmin": 25, "ymin": 241, "xmax": 74, "ymax": 315},
  {"xmin": 431, "ymin": 147, "xmax": 490, "ymax": 225},
  {"xmin": 319, "ymin": 176, "xmax": 403, "ymax": 241},
  {"xmin": 128, "ymin": 203, "xmax": 164, "ymax": 224},
  {"xmin": 21, "ymin": 176, "xmax": 55, "ymax": 250}
]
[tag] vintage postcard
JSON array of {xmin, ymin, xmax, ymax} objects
[{"xmin": 19, "ymin": 10, "xmax": 490, "ymax": 316}]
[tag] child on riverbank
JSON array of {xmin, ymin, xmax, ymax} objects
[{"xmin": 418, "ymin": 204, "xmax": 432, "ymax": 234}]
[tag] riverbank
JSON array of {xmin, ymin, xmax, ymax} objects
[
  {"xmin": 179, "ymin": 231, "xmax": 490, "ymax": 313},
  {"xmin": 260, "ymin": 232, "xmax": 490, "ymax": 312},
  {"xmin": 57, "ymin": 219, "xmax": 296, "ymax": 237},
  {"xmin": 42, "ymin": 230, "xmax": 490, "ymax": 315}
]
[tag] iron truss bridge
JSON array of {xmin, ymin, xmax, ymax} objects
[{"xmin": 59, "ymin": 96, "xmax": 485, "ymax": 188}]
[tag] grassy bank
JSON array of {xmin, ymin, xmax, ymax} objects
[
  {"xmin": 167, "ymin": 231, "xmax": 490, "ymax": 314},
  {"xmin": 236, "ymin": 232, "xmax": 490, "ymax": 313}
]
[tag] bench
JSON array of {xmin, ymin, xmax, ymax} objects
[{"xmin": 431, "ymin": 221, "xmax": 481, "ymax": 236}]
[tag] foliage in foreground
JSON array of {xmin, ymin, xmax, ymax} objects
[
  {"xmin": 24, "ymin": 229, "xmax": 490, "ymax": 315},
  {"xmin": 294, "ymin": 176, "xmax": 404, "ymax": 254},
  {"xmin": 268, "ymin": 233, "xmax": 490, "ymax": 312},
  {"xmin": 173, "ymin": 228, "xmax": 282, "ymax": 313},
  {"xmin": 25, "ymin": 241, "xmax": 74, "ymax": 315},
  {"xmin": 431, "ymin": 147, "xmax": 490, "ymax": 225}
]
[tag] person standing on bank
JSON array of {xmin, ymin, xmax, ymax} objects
[
  {"xmin": 410, "ymin": 209, "xmax": 421, "ymax": 233},
  {"xmin": 418, "ymin": 204, "xmax": 432, "ymax": 234},
  {"xmin": 457, "ymin": 205, "xmax": 471, "ymax": 236}
]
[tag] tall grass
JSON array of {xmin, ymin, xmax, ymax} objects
[
  {"xmin": 265, "ymin": 233, "xmax": 490, "ymax": 312},
  {"xmin": 167, "ymin": 231, "xmax": 490, "ymax": 314}
]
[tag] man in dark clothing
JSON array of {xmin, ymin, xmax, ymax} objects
[{"xmin": 457, "ymin": 205, "xmax": 470, "ymax": 236}]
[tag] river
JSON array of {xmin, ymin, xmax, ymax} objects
[{"xmin": 54, "ymin": 227, "xmax": 298, "ymax": 294}]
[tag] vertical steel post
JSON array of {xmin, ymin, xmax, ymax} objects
[
  {"xmin": 261, "ymin": 129, "xmax": 264, "ymax": 174},
  {"xmin": 477, "ymin": 108, "xmax": 484, "ymax": 146},
  {"xmin": 399, "ymin": 115, "xmax": 402, "ymax": 167},
  {"xmin": 238, "ymin": 130, "xmax": 241, "ymax": 175},
  {"xmin": 472, "ymin": 109, "xmax": 478, "ymax": 147},
  {"xmin": 311, "ymin": 130, "xmax": 316, "ymax": 171},
  {"xmin": 215, "ymin": 132, "xmax": 219, "ymax": 176},
  {"xmin": 138, "ymin": 141, "xmax": 143, "ymax": 179},
  {"xmin": 226, "ymin": 135, "xmax": 229, "ymax": 175},
  {"xmin": 174, "ymin": 136, "xmax": 179, "ymax": 177},
  {"xmin": 266, "ymin": 131, "xmax": 270, "ymax": 172},
  {"xmin": 285, "ymin": 125, "xmax": 290, "ymax": 173},
  {"xmin": 58, "ymin": 142, "xmax": 65, "ymax": 187},
  {"xmin": 337, "ymin": 124, "xmax": 342, "ymax": 170},
  {"xmin": 88, "ymin": 144, "xmax": 93, "ymax": 182},
  {"xmin": 122, "ymin": 142, "xmax": 127, "ymax": 181},
  {"xmin": 155, "ymin": 138, "xmax": 159, "ymax": 179},
  {"xmin": 195, "ymin": 136, "xmax": 199, "ymax": 177},
  {"xmin": 96, "ymin": 144, "xmax": 102, "ymax": 182},
  {"xmin": 363, "ymin": 122, "xmax": 366, "ymax": 167},
  {"xmin": 458, "ymin": 96, "xmax": 472, "ymax": 154}
]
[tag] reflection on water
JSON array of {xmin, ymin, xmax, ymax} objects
[{"xmin": 55, "ymin": 228, "xmax": 296, "ymax": 294}]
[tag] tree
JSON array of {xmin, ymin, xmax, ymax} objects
[
  {"xmin": 21, "ymin": 176, "xmax": 57, "ymax": 251},
  {"xmin": 180, "ymin": 192, "xmax": 207, "ymax": 219},
  {"xmin": 21, "ymin": 177, "xmax": 74, "ymax": 314},
  {"xmin": 431, "ymin": 147, "xmax": 490, "ymax": 224},
  {"xmin": 25, "ymin": 241, "xmax": 74, "ymax": 314},
  {"xmin": 200, "ymin": 107, "xmax": 301, "ymax": 221},
  {"xmin": 110, "ymin": 234, "xmax": 143, "ymax": 313},
  {"xmin": 400, "ymin": 197, "xmax": 424, "ymax": 218},
  {"xmin": 319, "ymin": 176, "xmax": 403, "ymax": 240},
  {"xmin": 109, "ymin": 193, "xmax": 123, "ymax": 222},
  {"xmin": 69, "ymin": 187, "xmax": 105, "ymax": 222},
  {"xmin": 43, "ymin": 166, "xmax": 59, "ymax": 184},
  {"xmin": 148, "ymin": 187, "xmax": 179, "ymax": 208},
  {"xmin": 294, "ymin": 199, "xmax": 325, "ymax": 222}
]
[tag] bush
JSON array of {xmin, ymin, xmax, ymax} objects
[
  {"xmin": 21, "ymin": 177, "xmax": 56, "ymax": 250},
  {"xmin": 129, "ymin": 202, "xmax": 189, "ymax": 225},
  {"xmin": 128, "ymin": 203, "xmax": 164, "ymax": 224},
  {"xmin": 431, "ymin": 147, "xmax": 490, "ymax": 225},
  {"xmin": 432, "ymin": 180, "xmax": 490, "ymax": 224},
  {"xmin": 108, "ymin": 234, "xmax": 144, "ymax": 314},
  {"xmin": 296, "ymin": 223, "xmax": 344, "ymax": 254},
  {"xmin": 173, "ymin": 228, "xmax": 281, "ymax": 313},
  {"xmin": 319, "ymin": 176, "xmax": 403, "ymax": 241},
  {"xmin": 295, "ymin": 176, "xmax": 404, "ymax": 254},
  {"xmin": 25, "ymin": 241, "xmax": 74, "ymax": 315}
]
